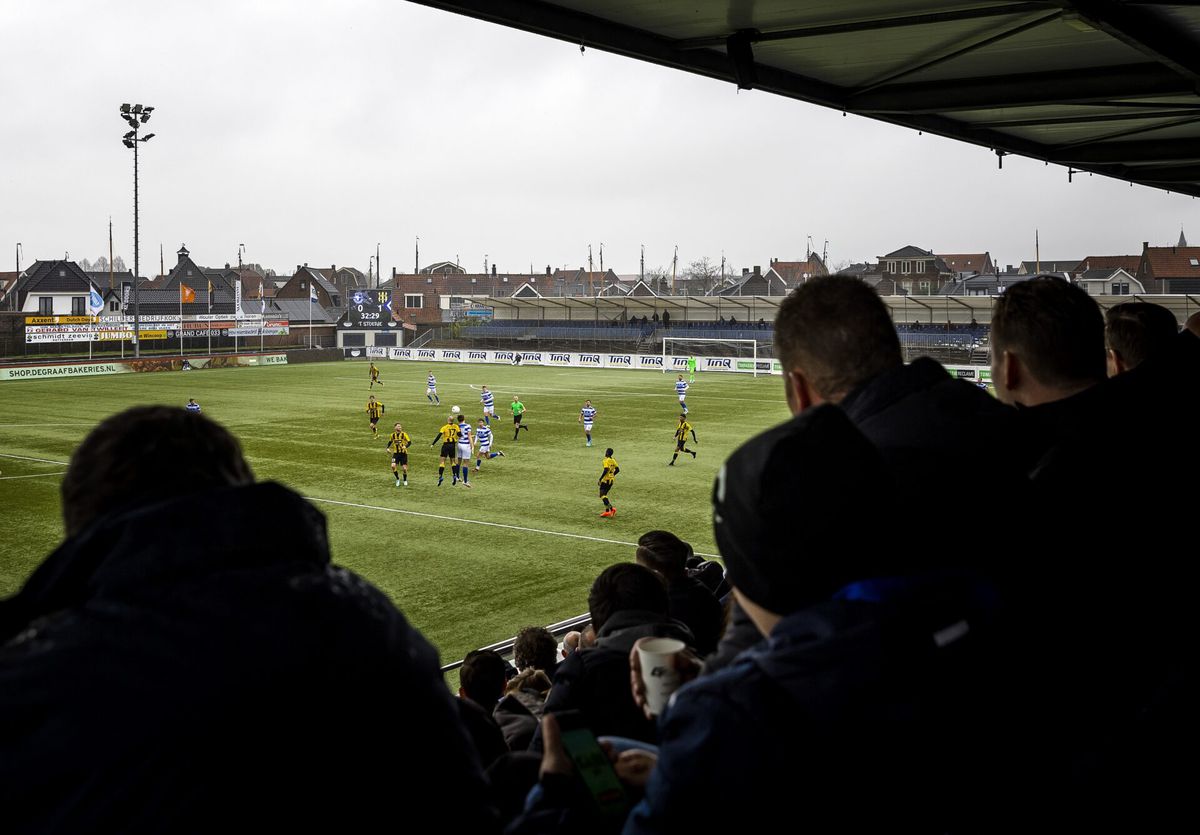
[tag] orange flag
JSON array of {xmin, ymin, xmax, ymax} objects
[{"xmin": 180, "ymin": 283, "xmax": 196, "ymax": 304}]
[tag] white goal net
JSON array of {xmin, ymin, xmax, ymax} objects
[{"xmin": 661, "ymin": 337, "xmax": 763, "ymax": 377}]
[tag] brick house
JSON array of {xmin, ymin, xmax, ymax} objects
[
  {"xmin": 1136, "ymin": 239, "xmax": 1200, "ymax": 293},
  {"xmin": 937, "ymin": 252, "xmax": 994, "ymax": 278},
  {"xmin": 877, "ymin": 246, "xmax": 955, "ymax": 294}
]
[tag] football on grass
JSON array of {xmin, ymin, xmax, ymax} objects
[{"xmin": 451, "ymin": 405, "xmax": 461, "ymax": 414}]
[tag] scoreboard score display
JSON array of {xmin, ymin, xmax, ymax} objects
[{"xmin": 348, "ymin": 289, "xmax": 393, "ymax": 328}]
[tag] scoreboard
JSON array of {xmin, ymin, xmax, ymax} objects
[{"xmin": 347, "ymin": 289, "xmax": 393, "ymax": 329}]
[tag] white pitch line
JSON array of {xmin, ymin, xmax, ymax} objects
[
  {"xmin": 0, "ymin": 423, "xmax": 95, "ymax": 428},
  {"xmin": 0, "ymin": 452, "xmax": 71, "ymax": 466},
  {"xmin": 0, "ymin": 471, "xmax": 66, "ymax": 481},
  {"xmin": 305, "ymin": 496, "xmax": 723, "ymax": 560}
]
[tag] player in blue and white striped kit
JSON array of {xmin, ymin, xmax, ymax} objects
[
  {"xmin": 578, "ymin": 400, "xmax": 597, "ymax": 447},
  {"xmin": 480, "ymin": 385, "xmax": 495, "ymax": 424},
  {"xmin": 455, "ymin": 415, "xmax": 473, "ymax": 487},
  {"xmin": 473, "ymin": 418, "xmax": 504, "ymax": 471},
  {"xmin": 675, "ymin": 375, "xmax": 689, "ymax": 414},
  {"xmin": 426, "ymin": 372, "xmax": 440, "ymax": 405}
]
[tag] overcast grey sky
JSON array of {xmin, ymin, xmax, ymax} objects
[{"xmin": 2, "ymin": 0, "xmax": 1196, "ymax": 278}]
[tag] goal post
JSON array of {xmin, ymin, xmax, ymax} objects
[{"xmin": 662, "ymin": 337, "xmax": 762, "ymax": 377}]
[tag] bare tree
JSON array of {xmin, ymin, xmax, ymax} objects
[
  {"xmin": 682, "ymin": 257, "xmax": 725, "ymax": 294},
  {"xmin": 644, "ymin": 266, "xmax": 670, "ymax": 295},
  {"xmin": 113, "ymin": 256, "xmax": 127, "ymax": 273},
  {"xmin": 93, "ymin": 255, "xmax": 109, "ymax": 273},
  {"xmin": 78, "ymin": 258, "xmax": 93, "ymax": 272}
]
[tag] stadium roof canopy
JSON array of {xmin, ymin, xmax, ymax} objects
[{"xmin": 408, "ymin": 1, "xmax": 1200, "ymax": 197}]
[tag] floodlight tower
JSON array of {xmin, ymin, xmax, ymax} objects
[{"xmin": 120, "ymin": 103, "xmax": 155, "ymax": 357}]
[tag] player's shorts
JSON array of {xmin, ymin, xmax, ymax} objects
[
  {"xmin": 513, "ymin": 414, "xmax": 523, "ymax": 425},
  {"xmin": 392, "ymin": 452, "xmax": 408, "ymax": 465},
  {"xmin": 479, "ymin": 443, "xmax": 491, "ymax": 455},
  {"xmin": 583, "ymin": 422, "xmax": 593, "ymax": 432},
  {"xmin": 483, "ymin": 405, "xmax": 495, "ymax": 416},
  {"xmin": 427, "ymin": 386, "xmax": 437, "ymax": 394},
  {"xmin": 678, "ymin": 394, "xmax": 687, "ymax": 403},
  {"xmin": 599, "ymin": 481, "xmax": 613, "ymax": 496},
  {"xmin": 370, "ymin": 416, "xmax": 380, "ymax": 425},
  {"xmin": 676, "ymin": 439, "xmax": 686, "ymax": 450},
  {"xmin": 457, "ymin": 442, "xmax": 472, "ymax": 460},
  {"xmin": 440, "ymin": 442, "xmax": 456, "ymax": 458}
]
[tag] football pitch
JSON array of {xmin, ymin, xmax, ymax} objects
[{"xmin": 0, "ymin": 360, "xmax": 790, "ymax": 665}]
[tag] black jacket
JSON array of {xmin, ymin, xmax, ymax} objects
[
  {"xmin": 665, "ymin": 577, "xmax": 724, "ymax": 657},
  {"xmin": 532, "ymin": 610, "xmax": 693, "ymax": 751},
  {"xmin": 0, "ymin": 483, "xmax": 496, "ymax": 834}
]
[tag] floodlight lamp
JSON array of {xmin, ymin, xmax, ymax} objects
[
  {"xmin": 121, "ymin": 103, "xmax": 131, "ymax": 114},
  {"xmin": 131, "ymin": 104, "xmax": 143, "ymax": 114},
  {"xmin": 142, "ymin": 106, "xmax": 154, "ymax": 113},
  {"xmin": 123, "ymin": 139, "xmax": 134, "ymax": 148},
  {"xmin": 140, "ymin": 113, "xmax": 151, "ymax": 123},
  {"xmin": 142, "ymin": 133, "xmax": 155, "ymax": 141}
]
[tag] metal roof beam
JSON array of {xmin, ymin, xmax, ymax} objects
[
  {"xmin": 1055, "ymin": 1, "xmax": 1200, "ymax": 84},
  {"xmin": 972, "ymin": 107, "xmax": 1200, "ymax": 128},
  {"xmin": 1053, "ymin": 136, "xmax": 1200, "ymax": 164},
  {"xmin": 854, "ymin": 64, "xmax": 1191, "ymax": 113},
  {"xmin": 676, "ymin": 3, "xmax": 1057, "ymax": 49}
]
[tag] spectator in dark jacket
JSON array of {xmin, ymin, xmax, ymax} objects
[
  {"xmin": 1104, "ymin": 301, "xmax": 1179, "ymax": 377},
  {"xmin": 635, "ymin": 531, "xmax": 724, "ymax": 656},
  {"xmin": 532, "ymin": 564, "xmax": 693, "ymax": 751},
  {"xmin": 494, "ymin": 627, "xmax": 559, "ymax": 750},
  {"xmin": 459, "ymin": 649, "xmax": 510, "ymax": 768},
  {"xmin": 0, "ymin": 407, "xmax": 495, "ymax": 834},
  {"xmin": 521, "ymin": 407, "xmax": 1014, "ymax": 834}
]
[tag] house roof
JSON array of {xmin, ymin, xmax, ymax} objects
[
  {"xmin": 937, "ymin": 253, "xmax": 990, "ymax": 274},
  {"xmin": 1078, "ymin": 268, "xmax": 1137, "ymax": 283},
  {"xmin": 1071, "ymin": 255, "xmax": 1141, "ymax": 275},
  {"xmin": 420, "ymin": 261, "xmax": 466, "ymax": 274},
  {"xmin": 128, "ymin": 288, "xmax": 238, "ymax": 316},
  {"xmin": 770, "ymin": 256, "xmax": 827, "ymax": 284},
  {"xmin": 1141, "ymin": 246, "xmax": 1200, "ymax": 278},
  {"xmin": 268, "ymin": 298, "xmax": 339, "ymax": 323},
  {"xmin": 17, "ymin": 260, "xmax": 94, "ymax": 295},
  {"xmin": 717, "ymin": 271, "xmax": 788, "ymax": 296},
  {"xmin": 882, "ymin": 245, "xmax": 935, "ymax": 259},
  {"xmin": 1019, "ymin": 260, "xmax": 1080, "ymax": 274}
]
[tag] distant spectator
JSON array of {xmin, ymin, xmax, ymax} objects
[
  {"xmin": 533, "ymin": 564, "xmax": 693, "ymax": 751},
  {"xmin": 513, "ymin": 625, "xmax": 558, "ymax": 673},
  {"xmin": 652, "ymin": 312, "xmax": 659, "ymax": 324},
  {"xmin": 1104, "ymin": 302, "xmax": 1178, "ymax": 377},
  {"xmin": 662, "ymin": 310, "xmax": 670, "ymax": 328},
  {"xmin": 636, "ymin": 531, "xmax": 724, "ymax": 656},
  {"xmin": 494, "ymin": 667, "xmax": 553, "ymax": 752},
  {"xmin": 185, "ymin": 398, "xmax": 201, "ymax": 413},
  {"xmin": 0, "ymin": 407, "xmax": 494, "ymax": 832},
  {"xmin": 458, "ymin": 649, "xmax": 510, "ymax": 769}
]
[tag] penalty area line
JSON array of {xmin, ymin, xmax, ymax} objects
[
  {"xmin": 0, "ymin": 452, "xmax": 71, "ymax": 466},
  {"xmin": 0, "ymin": 471, "xmax": 66, "ymax": 481},
  {"xmin": 304, "ymin": 496, "xmax": 722, "ymax": 560}
]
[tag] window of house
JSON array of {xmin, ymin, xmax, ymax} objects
[
  {"xmin": 889, "ymin": 261, "xmax": 897, "ymax": 274},
  {"xmin": 920, "ymin": 281, "xmax": 931, "ymax": 294},
  {"xmin": 109, "ymin": 300, "xmax": 120, "ymax": 311},
  {"xmin": 901, "ymin": 261, "xmax": 911, "ymax": 274},
  {"xmin": 187, "ymin": 269, "xmax": 192, "ymax": 276},
  {"xmin": 39, "ymin": 296, "xmax": 53, "ymax": 314},
  {"xmin": 1190, "ymin": 258, "xmax": 1199, "ymax": 267},
  {"xmin": 71, "ymin": 297, "xmax": 86, "ymax": 315},
  {"xmin": 915, "ymin": 261, "xmax": 925, "ymax": 272},
  {"xmin": 59, "ymin": 269, "xmax": 66, "ymax": 277},
  {"xmin": 404, "ymin": 294, "xmax": 423, "ymax": 308}
]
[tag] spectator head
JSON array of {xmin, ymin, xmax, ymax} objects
[
  {"xmin": 458, "ymin": 649, "xmax": 507, "ymax": 706},
  {"xmin": 774, "ymin": 276, "xmax": 903, "ymax": 414},
  {"xmin": 635, "ymin": 530, "xmax": 691, "ymax": 581},
  {"xmin": 713, "ymin": 405, "xmax": 894, "ymax": 636},
  {"xmin": 62, "ymin": 406, "xmax": 254, "ymax": 538},
  {"xmin": 512, "ymin": 626, "xmax": 558, "ymax": 673},
  {"xmin": 990, "ymin": 276, "xmax": 1105, "ymax": 406},
  {"xmin": 587, "ymin": 563, "xmax": 669, "ymax": 633},
  {"xmin": 1104, "ymin": 302, "xmax": 1178, "ymax": 377},
  {"xmin": 562, "ymin": 631, "xmax": 581, "ymax": 658}
]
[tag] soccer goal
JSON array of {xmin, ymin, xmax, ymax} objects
[{"xmin": 662, "ymin": 337, "xmax": 763, "ymax": 377}]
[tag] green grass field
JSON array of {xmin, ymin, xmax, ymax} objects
[{"xmin": 0, "ymin": 360, "xmax": 789, "ymax": 665}]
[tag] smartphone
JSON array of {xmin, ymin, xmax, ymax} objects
[{"xmin": 554, "ymin": 710, "xmax": 629, "ymax": 818}]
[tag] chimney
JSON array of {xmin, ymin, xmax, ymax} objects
[
  {"xmin": 176, "ymin": 244, "xmax": 189, "ymax": 264},
  {"xmin": 492, "ymin": 264, "xmax": 497, "ymax": 277},
  {"xmin": 742, "ymin": 268, "xmax": 749, "ymax": 276},
  {"xmin": 1143, "ymin": 241, "xmax": 1149, "ymax": 250},
  {"xmin": 392, "ymin": 267, "xmax": 396, "ymax": 279},
  {"xmin": 546, "ymin": 265, "xmax": 551, "ymax": 276},
  {"xmin": 753, "ymin": 265, "xmax": 761, "ymax": 276}
]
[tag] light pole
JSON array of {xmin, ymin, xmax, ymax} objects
[
  {"xmin": 120, "ymin": 103, "xmax": 155, "ymax": 357},
  {"xmin": 11, "ymin": 242, "xmax": 20, "ymax": 310},
  {"xmin": 238, "ymin": 243, "xmax": 245, "ymax": 268},
  {"xmin": 376, "ymin": 243, "xmax": 381, "ymax": 289}
]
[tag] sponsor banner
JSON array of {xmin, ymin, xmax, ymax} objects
[
  {"xmin": 383, "ymin": 349, "xmax": 783, "ymax": 374},
  {"xmin": 226, "ymin": 324, "xmax": 289, "ymax": 337},
  {"xmin": 24, "ymin": 315, "xmax": 95, "ymax": 325},
  {"xmin": 366, "ymin": 347, "xmax": 388, "ymax": 358},
  {"xmin": 234, "ymin": 280, "xmax": 243, "ymax": 317},
  {"xmin": 946, "ymin": 365, "xmax": 990, "ymax": 382},
  {"xmin": 0, "ymin": 362, "xmax": 131, "ymax": 380}
]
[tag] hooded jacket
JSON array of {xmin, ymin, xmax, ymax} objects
[{"xmin": 0, "ymin": 482, "xmax": 496, "ymax": 834}]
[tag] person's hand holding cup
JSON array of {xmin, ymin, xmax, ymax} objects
[{"xmin": 630, "ymin": 636, "xmax": 700, "ymax": 718}]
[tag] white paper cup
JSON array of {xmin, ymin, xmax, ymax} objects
[{"xmin": 636, "ymin": 636, "xmax": 686, "ymax": 716}]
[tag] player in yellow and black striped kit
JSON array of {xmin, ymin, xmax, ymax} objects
[
  {"xmin": 387, "ymin": 423, "xmax": 411, "ymax": 487},
  {"xmin": 598, "ymin": 448, "xmax": 620, "ymax": 518},
  {"xmin": 430, "ymin": 417, "xmax": 459, "ymax": 486},
  {"xmin": 366, "ymin": 396, "xmax": 385, "ymax": 438},
  {"xmin": 669, "ymin": 414, "xmax": 697, "ymax": 465}
]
